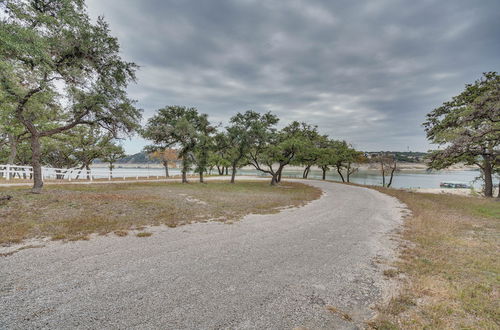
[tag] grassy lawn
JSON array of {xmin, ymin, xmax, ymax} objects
[
  {"xmin": 0, "ymin": 181, "xmax": 321, "ymax": 245},
  {"xmin": 368, "ymin": 188, "xmax": 499, "ymax": 329}
]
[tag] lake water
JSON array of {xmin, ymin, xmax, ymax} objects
[
  {"xmin": 106, "ymin": 166, "xmax": 486, "ymax": 190},
  {"xmin": 236, "ymin": 169, "xmax": 485, "ymax": 189}
]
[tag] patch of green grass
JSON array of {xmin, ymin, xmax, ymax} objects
[{"xmin": 471, "ymin": 204, "xmax": 500, "ymax": 219}]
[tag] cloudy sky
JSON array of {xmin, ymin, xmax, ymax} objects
[{"xmin": 87, "ymin": 0, "xmax": 499, "ymax": 154}]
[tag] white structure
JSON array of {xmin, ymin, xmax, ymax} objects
[{"xmin": 0, "ymin": 164, "xmax": 180, "ymax": 182}]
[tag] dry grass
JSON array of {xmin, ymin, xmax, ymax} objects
[
  {"xmin": 136, "ymin": 232, "xmax": 152, "ymax": 238},
  {"xmin": 368, "ymin": 187, "xmax": 499, "ymax": 329},
  {"xmin": 325, "ymin": 305, "xmax": 353, "ymax": 321},
  {"xmin": 0, "ymin": 181, "xmax": 320, "ymax": 245}
]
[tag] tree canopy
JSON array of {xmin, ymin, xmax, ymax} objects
[
  {"xmin": 424, "ymin": 72, "xmax": 500, "ymax": 197},
  {"xmin": 142, "ymin": 106, "xmax": 211, "ymax": 183},
  {"xmin": 0, "ymin": 0, "xmax": 141, "ymax": 192}
]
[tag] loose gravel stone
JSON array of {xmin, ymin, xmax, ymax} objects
[{"xmin": 0, "ymin": 180, "xmax": 404, "ymax": 329}]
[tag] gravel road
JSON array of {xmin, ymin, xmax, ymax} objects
[{"xmin": 0, "ymin": 180, "xmax": 404, "ymax": 329}]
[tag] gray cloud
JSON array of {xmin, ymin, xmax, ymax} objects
[{"xmin": 87, "ymin": 0, "xmax": 500, "ymax": 153}]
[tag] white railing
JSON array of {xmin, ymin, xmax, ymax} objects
[{"xmin": 0, "ymin": 164, "xmax": 183, "ymax": 182}]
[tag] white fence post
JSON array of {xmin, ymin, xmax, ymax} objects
[{"xmin": 0, "ymin": 165, "xmax": 186, "ymax": 182}]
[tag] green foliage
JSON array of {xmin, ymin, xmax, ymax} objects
[
  {"xmin": 0, "ymin": 0, "xmax": 141, "ymax": 191},
  {"xmin": 424, "ymin": 72, "xmax": 499, "ymax": 167},
  {"xmin": 142, "ymin": 105, "xmax": 214, "ymax": 181},
  {"xmin": 247, "ymin": 118, "xmax": 318, "ymax": 184},
  {"xmin": 142, "ymin": 106, "xmax": 199, "ymax": 159},
  {"xmin": 100, "ymin": 144, "xmax": 125, "ymax": 170},
  {"xmin": 0, "ymin": 0, "xmax": 142, "ymax": 136},
  {"xmin": 192, "ymin": 114, "xmax": 216, "ymax": 178},
  {"xmin": 40, "ymin": 126, "xmax": 122, "ymax": 170},
  {"xmin": 70, "ymin": 126, "xmax": 115, "ymax": 168},
  {"xmin": 208, "ymin": 132, "xmax": 231, "ymax": 173},
  {"xmin": 311, "ymin": 139, "xmax": 364, "ymax": 181},
  {"xmin": 227, "ymin": 111, "xmax": 263, "ymax": 167},
  {"xmin": 423, "ymin": 72, "xmax": 499, "ymax": 196},
  {"xmin": 42, "ymin": 135, "xmax": 80, "ymax": 169}
]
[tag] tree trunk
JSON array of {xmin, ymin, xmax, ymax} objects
[
  {"xmin": 277, "ymin": 166, "xmax": 283, "ymax": 183},
  {"xmin": 86, "ymin": 164, "xmax": 91, "ymax": 180},
  {"xmin": 336, "ymin": 166, "xmax": 345, "ymax": 182},
  {"xmin": 381, "ymin": 164, "xmax": 386, "ymax": 187},
  {"xmin": 322, "ymin": 167, "xmax": 326, "ymax": 180},
  {"xmin": 230, "ymin": 163, "xmax": 237, "ymax": 183},
  {"xmin": 482, "ymin": 159, "xmax": 493, "ymax": 197},
  {"xmin": 163, "ymin": 160, "xmax": 169, "ymax": 178},
  {"xmin": 30, "ymin": 134, "xmax": 43, "ymax": 194},
  {"xmin": 346, "ymin": 162, "xmax": 351, "ymax": 183},
  {"xmin": 109, "ymin": 163, "xmax": 114, "ymax": 179},
  {"xmin": 181, "ymin": 158, "xmax": 189, "ymax": 183},
  {"xmin": 75, "ymin": 165, "xmax": 85, "ymax": 180},
  {"xmin": 225, "ymin": 167, "xmax": 229, "ymax": 175},
  {"xmin": 303, "ymin": 165, "xmax": 311, "ymax": 179},
  {"xmin": 387, "ymin": 164, "xmax": 396, "ymax": 188},
  {"xmin": 497, "ymin": 181, "xmax": 500, "ymax": 198},
  {"xmin": 199, "ymin": 170, "xmax": 204, "ymax": 183},
  {"xmin": 270, "ymin": 173, "xmax": 278, "ymax": 186}
]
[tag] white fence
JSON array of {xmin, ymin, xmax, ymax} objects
[{"xmin": 0, "ymin": 164, "xmax": 181, "ymax": 182}]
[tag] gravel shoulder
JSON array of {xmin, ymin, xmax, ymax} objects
[{"xmin": 0, "ymin": 180, "xmax": 405, "ymax": 329}]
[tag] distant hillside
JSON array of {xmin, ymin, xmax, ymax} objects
[
  {"xmin": 94, "ymin": 151, "xmax": 160, "ymax": 164},
  {"xmin": 117, "ymin": 152, "xmax": 160, "ymax": 164},
  {"xmin": 365, "ymin": 151, "xmax": 428, "ymax": 163}
]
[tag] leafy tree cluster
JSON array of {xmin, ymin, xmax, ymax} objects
[
  {"xmin": 2, "ymin": 1, "xmax": 497, "ymax": 196},
  {"xmin": 0, "ymin": 124, "xmax": 126, "ymax": 180},
  {"xmin": 142, "ymin": 108, "xmax": 364, "ymax": 186}
]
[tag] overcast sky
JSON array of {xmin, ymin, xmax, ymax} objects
[{"xmin": 87, "ymin": 0, "xmax": 499, "ymax": 154}]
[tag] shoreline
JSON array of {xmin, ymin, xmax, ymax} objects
[{"xmin": 91, "ymin": 162, "xmax": 479, "ymax": 172}]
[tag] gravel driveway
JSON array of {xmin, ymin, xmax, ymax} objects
[{"xmin": 0, "ymin": 180, "xmax": 404, "ymax": 329}]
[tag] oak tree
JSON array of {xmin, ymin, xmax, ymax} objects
[
  {"xmin": 142, "ymin": 106, "xmax": 209, "ymax": 183},
  {"xmin": 424, "ymin": 72, "xmax": 499, "ymax": 197},
  {"xmin": 0, "ymin": 0, "xmax": 141, "ymax": 192}
]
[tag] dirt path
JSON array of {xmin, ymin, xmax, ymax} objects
[{"xmin": 0, "ymin": 180, "xmax": 404, "ymax": 329}]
